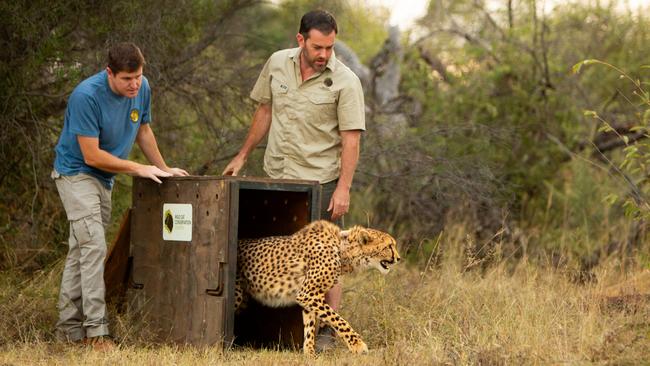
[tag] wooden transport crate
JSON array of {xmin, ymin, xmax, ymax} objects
[{"xmin": 106, "ymin": 176, "xmax": 320, "ymax": 347}]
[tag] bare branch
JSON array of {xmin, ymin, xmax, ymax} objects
[
  {"xmin": 162, "ymin": 0, "xmax": 261, "ymax": 73},
  {"xmin": 417, "ymin": 45, "xmax": 451, "ymax": 84}
]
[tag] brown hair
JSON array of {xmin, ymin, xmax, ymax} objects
[
  {"xmin": 107, "ymin": 42, "xmax": 145, "ymax": 74},
  {"xmin": 299, "ymin": 10, "xmax": 338, "ymax": 39}
]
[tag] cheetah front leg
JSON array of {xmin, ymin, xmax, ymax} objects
[
  {"xmin": 301, "ymin": 308, "xmax": 318, "ymax": 355},
  {"xmin": 296, "ymin": 289, "xmax": 368, "ymax": 354}
]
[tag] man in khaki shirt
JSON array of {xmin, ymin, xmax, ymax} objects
[{"xmin": 222, "ymin": 10, "xmax": 365, "ymax": 349}]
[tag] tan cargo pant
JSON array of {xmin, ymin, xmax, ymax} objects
[{"xmin": 52, "ymin": 170, "xmax": 111, "ymax": 341}]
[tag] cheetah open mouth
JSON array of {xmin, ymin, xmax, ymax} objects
[{"xmin": 380, "ymin": 260, "xmax": 393, "ymax": 270}]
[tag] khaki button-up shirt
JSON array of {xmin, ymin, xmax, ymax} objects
[{"xmin": 250, "ymin": 47, "xmax": 365, "ymax": 184}]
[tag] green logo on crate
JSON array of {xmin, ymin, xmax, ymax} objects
[{"xmin": 164, "ymin": 209, "xmax": 174, "ymax": 233}]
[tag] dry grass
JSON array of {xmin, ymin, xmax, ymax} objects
[{"xmin": 1, "ymin": 233, "xmax": 649, "ymax": 365}]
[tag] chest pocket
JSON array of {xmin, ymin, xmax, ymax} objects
[{"xmin": 305, "ymin": 91, "xmax": 337, "ymax": 122}]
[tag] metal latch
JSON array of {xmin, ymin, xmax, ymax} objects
[{"xmin": 205, "ymin": 263, "xmax": 224, "ymax": 296}]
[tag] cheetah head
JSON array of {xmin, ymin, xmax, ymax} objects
[{"xmin": 340, "ymin": 226, "xmax": 400, "ymax": 274}]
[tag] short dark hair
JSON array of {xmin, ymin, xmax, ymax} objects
[
  {"xmin": 107, "ymin": 42, "xmax": 145, "ymax": 74},
  {"xmin": 299, "ymin": 10, "xmax": 338, "ymax": 39}
]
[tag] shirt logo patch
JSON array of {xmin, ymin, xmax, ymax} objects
[{"xmin": 130, "ymin": 109, "xmax": 139, "ymax": 123}]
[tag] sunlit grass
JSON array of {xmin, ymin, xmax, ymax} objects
[{"xmin": 1, "ymin": 229, "xmax": 648, "ymax": 365}]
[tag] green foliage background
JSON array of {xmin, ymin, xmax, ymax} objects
[{"xmin": 0, "ymin": 0, "xmax": 648, "ymax": 274}]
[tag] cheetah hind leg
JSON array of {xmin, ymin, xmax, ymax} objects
[{"xmin": 234, "ymin": 275, "xmax": 249, "ymax": 313}]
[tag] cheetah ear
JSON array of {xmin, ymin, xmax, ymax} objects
[
  {"xmin": 360, "ymin": 229, "xmax": 371, "ymax": 245},
  {"xmin": 348, "ymin": 226, "xmax": 370, "ymax": 245}
]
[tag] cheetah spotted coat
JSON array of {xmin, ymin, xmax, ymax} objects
[{"xmin": 235, "ymin": 220, "xmax": 400, "ymax": 354}]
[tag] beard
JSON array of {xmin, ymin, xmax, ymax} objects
[{"xmin": 302, "ymin": 48, "xmax": 328, "ymax": 72}]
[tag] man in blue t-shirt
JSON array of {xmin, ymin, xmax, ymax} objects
[{"xmin": 52, "ymin": 42, "xmax": 188, "ymax": 350}]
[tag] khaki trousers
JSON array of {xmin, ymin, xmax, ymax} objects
[{"xmin": 52, "ymin": 170, "xmax": 111, "ymax": 341}]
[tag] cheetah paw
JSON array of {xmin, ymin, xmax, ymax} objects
[{"xmin": 348, "ymin": 339, "xmax": 368, "ymax": 354}]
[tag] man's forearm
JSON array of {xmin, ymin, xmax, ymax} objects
[
  {"xmin": 77, "ymin": 135, "xmax": 143, "ymax": 174},
  {"xmin": 83, "ymin": 148, "xmax": 143, "ymax": 174},
  {"xmin": 137, "ymin": 124, "xmax": 169, "ymax": 169},
  {"xmin": 237, "ymin": 103, "xmax": 272, "ymax": 159},
  {"xmin": 337, "ymin": 130, "xmax": 361, "ymax": 190}
]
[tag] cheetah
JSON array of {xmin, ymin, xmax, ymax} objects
[{"xmin": 235, "ymin": 220, "xmax": 400, "ymax": 355}]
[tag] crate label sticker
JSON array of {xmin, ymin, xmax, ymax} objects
[{"xmin": 162, "ymin": 203, "xmax": 192, "ymax": 242}]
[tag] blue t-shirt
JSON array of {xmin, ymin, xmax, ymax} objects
[{"xmin": 54, "ymin": 70, "xmax": 151, "ymax": 189}]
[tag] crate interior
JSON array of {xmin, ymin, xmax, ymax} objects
[
  {"xmin": 233, "ymin": 187, "xmax": 316, "ymax": 348},
  {"xmin": 237, "ymin": 188, "xmax": 313, "ymax": 239}
]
